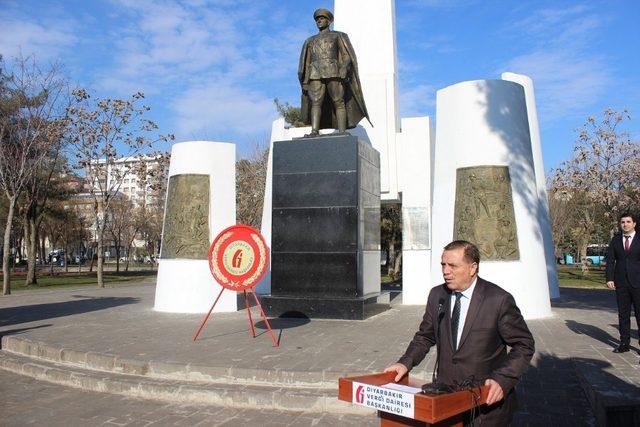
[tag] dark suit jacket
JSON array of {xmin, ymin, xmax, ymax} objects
[
  {"xmin": 398, "ymin": 277, "xmax": 535, "ymax": 425},
  {"xmin": 606, "ymin": 233, "xmax": 640, "ymax": 288}
]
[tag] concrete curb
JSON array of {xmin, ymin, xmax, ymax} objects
[
  {"xmin": 1, "ymin": 336, "xmax": 368, "ymax": 389},
  {"xmin": 573, "ymin": 358, "xmax": 640, "ymax": 426},
  {"xmin": 0, "ymin": 349, "xmax": 373, "ymax": 415}
]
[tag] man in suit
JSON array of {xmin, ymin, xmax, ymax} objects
[
  {"xmin": 606, "ymin": 213, "xmax": 640, "ymax": 354},
  {"xmin": 385, "ymin": 240, "xmax": 534, "ymax": 425}
]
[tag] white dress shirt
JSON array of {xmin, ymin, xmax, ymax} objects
[{"xmin": 451, "ymin": 277, "xmax": 477, "ymax": 349}]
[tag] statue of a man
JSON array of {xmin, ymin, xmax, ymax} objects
[{"xmin": 298, "ymin": 8, "xmax": 371, "ymax": 136}]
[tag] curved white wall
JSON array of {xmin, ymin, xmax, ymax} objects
[
  {"xmin": 154, "ymin": 141, "xmax": 237, "ymax": 313},
  {"xmin": 502, "ymin": 73, "xmax": 560, "ymax": 299},
  {"xmin": 431, "ymin": 80, "xmax": 552, "ymax": 319}
]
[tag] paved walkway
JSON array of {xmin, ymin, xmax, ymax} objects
[
  {"xmin": 0, "ymin": 369, "xmax": 375, "ymax": 426},
  {"xmin": 1, "ymin": 282, "xmax": 639, "ymax": 426}
]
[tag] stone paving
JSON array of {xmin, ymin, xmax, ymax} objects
[
  {"xmin": 0, "ymin": 282, "xmax": 639, "ymax": 426},
  {"xmin": 0, "ymin": 369, "xmax": 376, "ymax": 426}
]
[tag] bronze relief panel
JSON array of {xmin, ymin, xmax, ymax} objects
[
  {"xmin": 161, "ymin": 174, "xmax": 210, "ymax": 260},
  {"xmin": 453, "ymin": 166, "xmax": 519, "ymax": 261}
]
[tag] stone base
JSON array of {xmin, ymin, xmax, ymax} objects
[{"xmin": 260, "ymin": 292, "xmax": 390, "ymax": 320}]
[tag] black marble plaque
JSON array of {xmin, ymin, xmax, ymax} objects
[{"xmin": 263, "ymin": 135, "xmax": 387, "ymax": 320}]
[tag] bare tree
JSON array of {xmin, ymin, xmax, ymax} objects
[
  {"xmin": 550, "ymin": 108, "xmax": 639, "ymax": 261},
  {"xmin": 22, "ymin": 157, "xmax": 72, "ymax": 284},
  {"xmin": 236, "ymin": 142, "xmax": 269, "ymax": 228},
  {"xmin": 106, "ymin": 195, "xmax": 136, "ymax": 273},
  {"xmin": 66, "ymin": 89, "xmax": 173, "ymax": 287},
  {"xmin": 131, "ymin": 153, "xmax": 169, "ymax": 269},
  {"xmin": 61, "ymin": 205, "xmax": 88, "ymax": 273},
  {"xmin": 0, "ymin": 56, "xmax": 68, "ymax": 294},
  {"xmin": 381, "ymin": 204, "xmax": 402, "ymax": 279}
]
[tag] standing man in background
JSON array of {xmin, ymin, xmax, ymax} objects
[
  {"xmin": 606, "ymin": 213, "xmax": 640, "ymax": 355},
  {"xmin": 385, "ymin": 240, "xmax": 534, "ymax": 425}
]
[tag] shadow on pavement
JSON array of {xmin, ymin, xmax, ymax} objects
[
  {"xmin": 552, "ymin": 287, "xmax": 618, "ymax": 313},
  {"xmin": 0, "ymin": 324, "xmax": 52, "ymax": 343},
  {"xmin": 564, "ymin": 320, "xmax": 622, "ymax": 349},
  {"xmin": 255, "ymin": 314, "xmax": 311, "ymax": 330},
  {"xmin": 571, "ymin": 356, "xmax": 640, "ymax": 426},
  {"xmin": 0, "ymin": 296, "xmax": 139, "ymax": 327},
  {"xmin": 514, "ymin": 352, "xmax": 639, "ymax": 425}
]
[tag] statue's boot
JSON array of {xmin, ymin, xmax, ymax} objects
[
  {"xmin": 335, "ymin": 105, "xmax": 347, "ymax": 133},
  {"xmin": 310, "ymin": 105, "xmax": 321, "ymax": 136}
]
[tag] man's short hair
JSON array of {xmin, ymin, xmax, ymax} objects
[
  {"xmin": 444, "ymin": 240, "xmax": 480, "ymax": 268},
  {"xmin": 619, "ymin": 212, "xmax": 637, "ymax": 223}
]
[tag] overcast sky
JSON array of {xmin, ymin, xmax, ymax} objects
[{"xmin": 1, "ymin": 0, "xmax": 638, "ymax": 171}]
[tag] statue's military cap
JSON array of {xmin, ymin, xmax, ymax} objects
[{"xmin": 313, "ymin": 8, "xmax": 334, "ymax": 22}]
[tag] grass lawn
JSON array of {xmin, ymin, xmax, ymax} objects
[
  {"xmin": 2, "ymin": 264, "xmax": 606, "ymax": 293},
  {"xmin": 3, "ymin": 270, "xmax": 157, "ymax": 292},
  {"xmin": 381, "ymin": 265, "xmax": 607, "ymax": 291},
  {"xmin": 556, "ymin": 264, "xmax": 606, "ymax": 289}
]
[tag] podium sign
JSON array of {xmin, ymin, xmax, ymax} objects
[
  {"xmin": 352, "ymin": 381, "xmax": 415, "ymax": 418},
  {"xmin": 339, "ymin": 372, "xmax": 489, "ymax": 427}
]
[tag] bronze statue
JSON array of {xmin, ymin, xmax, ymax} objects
[{"xmin": 298, "ymin": 8, "xmax": 371, "ymax": 136}]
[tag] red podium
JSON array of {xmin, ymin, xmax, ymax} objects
[{"xmin": 338, "ymin": 372, "xmax": 489, "ymax": 426}]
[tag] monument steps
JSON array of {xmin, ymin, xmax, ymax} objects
[{"xmin": 0, "ymin": 336, "xmax": 373, "ymax": 414}]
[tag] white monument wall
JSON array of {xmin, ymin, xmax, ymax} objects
[
  {"xmin": 154, "ymin": 141, "xmax": 238, "ymax": 313},
  {"xmin": 430, "ymin": 80, "xmax": 552, "ymax": 319},
  {"xmin": 398, "ymin": 116, "xmax": 433, "ymax": 306},
  {"xmin": 502, "ymin": 72, "xmax": 560, "ymax": 299},
  {"xmin": 335, "ymin": 0, "xmax": 401, "ymax": 201}
]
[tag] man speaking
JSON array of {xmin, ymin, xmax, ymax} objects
[{"xmin": 385, "ymin": 240, "xmax": 535, "ymax": 425}]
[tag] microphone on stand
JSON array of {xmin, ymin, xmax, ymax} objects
[
  {"xmin": 422, "ymin": 297, "xmax": 453, "ymax": 395},
  {"xmin": 432, "ymin": 298, "xmax": 445, "ymax": 383}
]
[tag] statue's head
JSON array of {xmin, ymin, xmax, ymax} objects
[{"xmin": 313, "ymin": 8, "xmax": 334, "ymax": 28}]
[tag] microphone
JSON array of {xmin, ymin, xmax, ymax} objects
[
  {"xmin": 432, "ymin": 298, "xmax": 445, "ymax": 384},
  {"xmin": 422, "ymin": 297, "xmax": 453, "ymax": 394}
]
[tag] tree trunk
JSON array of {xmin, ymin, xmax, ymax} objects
[
  {"xmin": 25, "ymin": 217, "xmax": 38, "ymax": 285},
  {"xmin": 97, "ymin": 226, "xmax": 105, "ymax": 288},
  {"xmin": 40, "ymin": 234, "xmax": 46, "ymax": 267},
  {"xmin": 125, "ymin": 244, "xmax": 131, "ymax": 272},
  {"xmin": 3, "ymin": 197, "xmax": 17, "ymax": 295},
  {"xmin": 64, "ymin": 242, "xmax": 69, "ymax": 273},
  {"xmin": 393, "ymin": 250, "xmax": 402, "ymax": 277},
  {"xmin": 23, "ymin": 214, "xmax": 29, "ymax": 263},
  {"xmin": 115, "ymin": 243, "xmax": 121, "ymax": 273},
  {"xmin": 387, "ymin": 240, "xmax": 396, "ymax": 278},
  {"xmin": 579, "ymin": 239, "xmax": 589, "ymax": 274}
]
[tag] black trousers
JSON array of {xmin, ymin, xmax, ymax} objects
[{"xmin": 615, "ymin": 285, "xmax": 640, "ymax": 345}]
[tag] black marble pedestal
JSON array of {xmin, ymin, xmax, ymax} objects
[{"xmin": 261, "ymin": 134, "xmax": 389, "ymax": 320}]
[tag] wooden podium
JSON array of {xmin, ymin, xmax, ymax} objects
[{"xmin": 338, "ymin": 372, "xmax": 489, "ymax": 426}]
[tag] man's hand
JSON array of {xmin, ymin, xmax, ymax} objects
[
  {"xmin": 606, "ymin": 281, "xmax": 615, "ymax": 290},
  {"xmin": 384, "ymin": 363, "xmax": 408, "ymax": 382},
  {"xmin": 484, "ymin": 379, "xmax": 504, "ymax": 405}
]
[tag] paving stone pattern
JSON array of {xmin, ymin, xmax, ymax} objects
[
  {"xmin": 1, "ymin": 283, "xmax": 639, "ymax": 426},
  {"xmin": 0, "ymin": 369, "xmax": 376, "ymax": 426}
]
